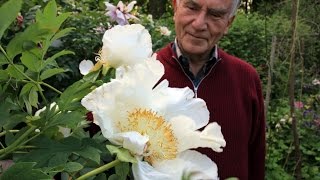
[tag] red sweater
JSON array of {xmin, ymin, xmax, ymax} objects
[{"xmin": 156, "ymin": 43, "xmax": 266, "ymax": 180}]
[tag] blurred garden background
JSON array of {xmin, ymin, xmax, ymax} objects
[{"xmin": 0, "ymin": 0, "xmax": 319, "ymax": 179}]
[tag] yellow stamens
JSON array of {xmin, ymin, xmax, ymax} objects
[{"xmin": 118, "ymin": 109, "xmax": 178, "ymax": 164}]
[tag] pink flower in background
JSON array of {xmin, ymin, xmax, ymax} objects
[
  {"xmin": 294, "ymin": 101, "xmax": 304, "ymax": 109},
  {"xmin": 16, "ymin": 12, "xmax": 23, "ymax": 27},
  {"xmin": 105, "ymin": 1, "xmax": 138, "ymax": 25}
]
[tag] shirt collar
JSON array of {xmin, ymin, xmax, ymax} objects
[{"xmin": 174, "ymin": 38, "xmax": 218, "ymax": 61}]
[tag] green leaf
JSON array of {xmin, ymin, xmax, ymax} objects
[
  {"xmin": 44, "ymin": 110, "xmax": 84, "ymax": 130},
  {"xmin": 20, "ymin": 83, "xmax": 36, "ymax": 97},
  {"xmin": 76, "ymin": 146, "xmax": 101, "ymax": 165},
  {"xmin": 0, "ymin": 0, "xmax": 23, "ymax": 40},
  {"xmin": 20, "ymin": 51, "xmax": 42, "ymax": 72},
  {"xmin": 29, "ymin": 86, "xmax": 39, "ymax": 108},
  {"xmin": 43, "ymin": 0, "xmax": 57, "ymax": 20},
  {"xmin": 0, "ymin": 70, "xmax": 9, "ymax": 80},
  {"xmin": 1, "ymin": 162, "xmax": 51, "ymax": 180},
  {"xmin": 40, "ymin": 68, "xmax": 65, "ymax": 80},
  {"xmin": 47, "ymin": 152, "xmax": 69, "ymax": 167},
  {"xmin": 94, "ymin": 173, "xmax": 107, "ymax": 180},
  {"xmin": 0, "ymin": 52, "xmax": 8, "ymax": 66},
  {"xmin": 19, "ymin": 136, "xmax": 102, "ymax": 168},
  {"xmin": 115, "ymin": 162, "xmax": 130, "ymax": 179},
  {"xmin": 108, "ymin": 174, "xmax": 122, "ymax": 180},
  {"xmin": 51, "ymin": 27, "xmax": 75, "ymax": 42},
  {"xmin": 58, "ymin": 80, "xmax": 95, "ymax": 110},
  {"xmin": 6, "ymin": 64, "xmax": 25, "ymax": 80},
  {"xmin": 6, "ymin": 23, "xmax": 50, "ymax": 59},
  {"xmin": 44, "ymin": 50, "xmax": 74, "ymax": 67},
  {"xmin": 64, "ymin": 162, "xmax": 84, "ymax": 173},
  {"xmin": 106, "ymin": 145, "xmax": 137, "ymax": 163}
]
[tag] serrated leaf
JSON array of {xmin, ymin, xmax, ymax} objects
[
  {"xmin": 1, "ymin": 162, "xmax": 52, "ymax": 180},
  {"xmin": 21, "ymin": 51, "xmax": 42, "ymax": 72},
  {"xmin": 0, "ymin": 0, "xmax": 23, "ymax": 40},
  {"xmin": 40, "ymin": 68, "xmax": 65, "ymax": 80},
  {"xmin": 106, "ymin": 145, "xmax": 137, "ymax": 163},
  {"xmin": 6, "ymin": 64, "xmax": 25, "ymax": 80},
  {"xmin": 64, "ymin": 162, "xmax": 83, "ymax": 172}
]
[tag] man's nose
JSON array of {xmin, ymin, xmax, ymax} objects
[{"xmin": 191, "ymin": 11, "xmax": 208, "ymax": 30}]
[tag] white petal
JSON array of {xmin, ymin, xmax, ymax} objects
[
  {"xmin": 81, "ymin": 82, "xmax": 123, "ymax": 138},
  {"xmin": 132, "ymin": 160, "xmax": 171, "ymax": 180},
  {"xmin": 79, "ymin": 60, "xmax": 94, "ymax": 75},
  {"xmin": 153, "ymin": 150, "xmax": 219, "ymax": 180},
  {"xmin": 101, "ymin": 24, "xmax": 152, "ymax": 68},
  {"xmin": 170, "ymin": 117, "xmax": 226, "ymax": 152},
  {"xmin": 152, "ymin": 86, "xmax": 209, "ymax": 129},
  {"xmin": 109, "ymin": 132, "xmax": 149, "ymax": 156}
]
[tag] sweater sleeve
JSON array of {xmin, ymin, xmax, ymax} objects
[{"xmin": 249, "ymin": 73, "xmax": 266, "ymax": 180}]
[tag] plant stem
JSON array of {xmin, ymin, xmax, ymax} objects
[
  {"xmin": 76, "ymin": 159, "xmax": 121, "ymax": 180},
  {"xmin": 0, "ymin": 126, "xmax": 36, "ymax": 159},
  {"xmin": 0, "ymin": 45, "xmax": 62, "ymax": 95},
  {"xmin": 0, "ymin": 130, "xmax": 20, "ymax": 137},
  {"xmin": 40, "ymin": 82, "xmax": 62, "ymax": 94},
  {"xmin": 0, "ymin": 45, "xmax": 37, "ymax": 83}
]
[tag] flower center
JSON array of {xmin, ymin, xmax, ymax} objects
[{"xmin": 118, "ymin": 108, "xmax": 178, "ymax": 164}]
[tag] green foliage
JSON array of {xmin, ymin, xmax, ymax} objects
[
  {"xmin": 0, "ymin": 0, "xmax": 22, "ymax": 40},
  {"xmin": 0, "ymin": 1, "xmax": 122, "ymax": 179},
  {"xmin": 1, "ymin": 162, "xmax": 51, "ymax": 180},
  {"xmin": 106, "ymin": 145, "xmax": 137, "ymax": 164}
]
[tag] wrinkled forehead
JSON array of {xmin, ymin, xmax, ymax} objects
[{"xmin": 178, "ymin": 0, "xmax": 233, "ymax": 9}]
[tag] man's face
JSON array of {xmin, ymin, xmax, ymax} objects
[{"xmin": 174, "ymin": 0, "xmax": 235, "ymax": 57}]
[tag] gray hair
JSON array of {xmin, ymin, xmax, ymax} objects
[
  {"xmin": 230, "ymin": 0, "xmax": 241, "ymax": 16},
  {"xmin": 175, "ymin": 0, "xmax": 241, "ymax": 17}
]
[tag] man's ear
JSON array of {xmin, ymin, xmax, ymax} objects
[{"xmin": 172, "ymin": 0, "xmax": 177, "ymax": 11}]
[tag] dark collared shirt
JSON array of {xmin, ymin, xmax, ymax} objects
[{"xmin": 172, "ymin": 40, "xmax": 218, "ymax": 87}]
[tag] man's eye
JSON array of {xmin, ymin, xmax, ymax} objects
[
  {"xmin": 187, "ymin": 5, "xmax": 197, "ymax": 10},
  {"xmin": 209, "ymin": 13, "xmax": 220, "ymax": 18}
]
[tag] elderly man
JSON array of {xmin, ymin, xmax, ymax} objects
[{"xmin": 156, "ymin": 0, "xmax": 266, "ymax": 179}]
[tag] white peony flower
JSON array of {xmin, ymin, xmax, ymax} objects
[
  {"xmin": 79, "ymin": 60, "xmax": 94, "ymax": 75},
  {"xmin": 100, "ymin": 24, "xmax": 152, "ymax": 69},
  {"xmin": 81, "ymin": 58, "xmax": 225, "ymax": 179},
  {"xmin": 159, "ymin": 26, "xmax": 171, "ymax": 36}
]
